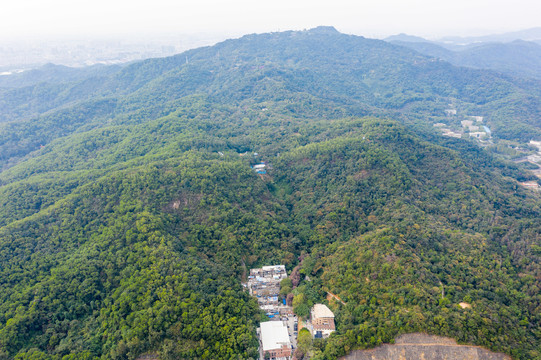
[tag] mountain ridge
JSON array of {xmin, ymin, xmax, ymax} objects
[
  {"xmin": 2, "ymin": 28, "xmax": 541, "ymax": 173},
  {"xmin": 0, "ymin": 28, "xmax": 540, "ymax": 360},
  {"xmin": 388, "ymin": 36, "xmax": 541, "ymax": 80}
]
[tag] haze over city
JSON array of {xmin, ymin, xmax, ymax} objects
[
  {"xmin": 2, "ymin": 0, "xmax": 540, "ymax": 40},
  {"xmin": 1, "ymin": 0, "xmax": 540, "ymax": 70}
]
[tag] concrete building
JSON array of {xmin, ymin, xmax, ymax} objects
[
  {"xmin": 310, "ymin": 304, "xmax": 335, "ymax": 339},
  {"xmin": 442, "ymin": 129, "xmax": 462, "ymax": 138},
  {"xmin": 470, "ymin": 132, "xmax": 487, "ymax": 139},
  {"xmin": 260, "ymin": 321, "xmax": 292, "ymax": 359},
  {"xmin": 253, "ymin": 163, "xmax": 267, "ymax": 174}
]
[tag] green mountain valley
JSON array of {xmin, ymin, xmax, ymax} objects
[{"xmin": 0, "ymin": 27, "xmax": 540, "ymax": 360}]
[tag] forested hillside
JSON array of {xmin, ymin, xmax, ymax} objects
[
  {"xmin": 0, "ymin": 27, "xmax": 540, "ymax": 360},
  {"xmin": 2, "ymin": 26, "xmax": 541, "ymax": 170},
  {"xmin": 388, "ymin": 38, "xmax": 541, "ymax": 80}
]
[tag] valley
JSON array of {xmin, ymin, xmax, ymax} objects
[{"xmin": 0, "ymin": 27, "xmax": 540, "ymax": 360}]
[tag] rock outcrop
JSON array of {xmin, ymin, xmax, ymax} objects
[{"xmin": 341, "ymin": 333, "xmax": 511, "ymax": 360}]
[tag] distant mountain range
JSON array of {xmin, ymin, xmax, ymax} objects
[
  {"xmin": 438, "ymin": 27, "xmax": 541, "ymax": 45},
  {"xmin": 385, "ymin": 28, "xmax": 541, "ymax": 80},
  {"xmin": 0, "ymin": 63, "xmax": 123, "ymax": 88}
]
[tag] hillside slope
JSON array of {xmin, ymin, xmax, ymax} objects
[
  {"xmin": 0, "ymin": 28, "xmax": 540, "ymax": 360},
  {"xmin": 389, "ymin": 38, "xmax": 541, "ymax": 80},
  {"xmin": 2, "ymin": 27, "xmax": 541, "ymax": 171}
]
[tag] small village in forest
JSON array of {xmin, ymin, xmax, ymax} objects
[{"xmin": 244, "ymin": 265, "xmax": 336, "ymax": 360}]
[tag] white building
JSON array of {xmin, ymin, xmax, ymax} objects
[{"xmin": 260, "ymin": 321, "xmax": 292, "ymax": 359}]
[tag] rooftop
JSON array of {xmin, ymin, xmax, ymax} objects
[
  {"xmin": 261, "ymin": 265, "xmax": 285, "ymax": 272},
  {"xmin": 313, "ymin": 321, "xmax": 336, "ymax": 331},
  {"xmin": 260, "ymin": 321, "xmax": 291, "ymax": 352},
  {"xmin": 312, "ymin": 304, "xmax": 334, "ymax": 319}
]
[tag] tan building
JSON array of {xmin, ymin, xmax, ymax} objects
[{"xmin": 310, "ymin": 304, "xmax": 335, "ymax": 338}]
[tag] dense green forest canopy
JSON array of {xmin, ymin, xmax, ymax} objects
[
  {"xmin": 0, "ymin": 27, "xmax": 540, "ymax": 359},
  {"xmin": 2, "ymin": 26, "xmax": 541, "ymax": 170}
]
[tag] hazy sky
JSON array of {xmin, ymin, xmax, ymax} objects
[{"xmin": 1, "ymin": 0, "xmax": 540, "ymax": 41}]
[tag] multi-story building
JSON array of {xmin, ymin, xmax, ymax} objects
[{"xmin": 310, "ymin": 304, "xmax": 335, "ymax": 338}]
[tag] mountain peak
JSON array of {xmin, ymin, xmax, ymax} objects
[
  {"xmin": 385, "ymin": 33, "xmax": 429, "ymax": 43},
  {"xmin": 307, "ymin": 26, "xmax": 340, "ymax": 35}
]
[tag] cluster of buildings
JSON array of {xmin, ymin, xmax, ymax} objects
[
  {"xmin": 258, "ymin": 302, "xmax": 336, "ymax": 359},
  {"xmin": 247, "ymin": 265, "xmax": 294, "ymax": 359},
  {"xmin": 246, "ymin": 265, "xmax": 337, "ymax": 359},
  {"xmin": 247, "ymin": 265, "xmax": 288, "ymax": 317},
  {"xmin": 436, "ymin": 110, "xmax": 492, "ymax": 141},
  {"xmin": 524, "ymin": 140, "xmax": 541, "ymax": 181},
  {"xmin": 461, "ymin": 118, "xmax": 491, "ymax": 140}
]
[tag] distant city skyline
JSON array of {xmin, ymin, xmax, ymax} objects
[{"xmin": 1, "ymin": 0, "xmax": 540, "ymax": 41}]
